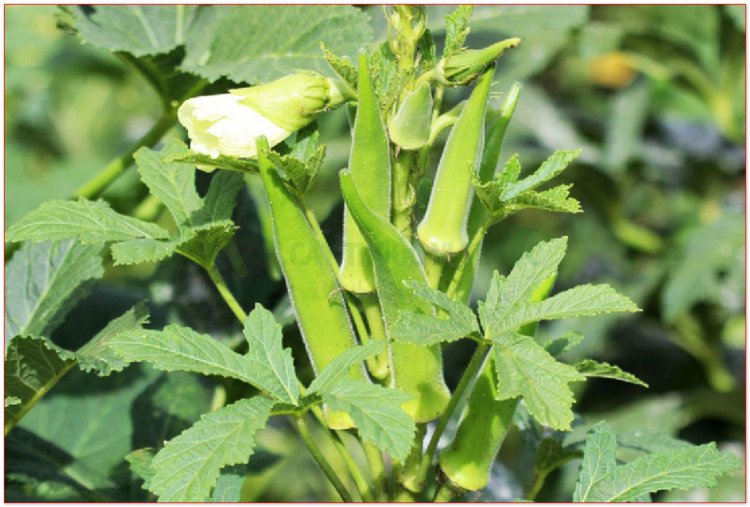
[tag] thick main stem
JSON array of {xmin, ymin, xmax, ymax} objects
[{"xmin": 296, "ymin": 417, "xmax": 355, "ymax": 502}]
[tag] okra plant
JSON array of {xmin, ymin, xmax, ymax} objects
[{"xmin": 5, "ymin": 5, "xmax": 740, "ymax": 503}]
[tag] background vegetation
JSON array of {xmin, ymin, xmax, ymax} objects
[{"xmin": 5, "ymin": 5, "xmax": 745, "ymax": 501}]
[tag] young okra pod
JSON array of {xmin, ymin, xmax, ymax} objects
[
  {"xmin": 256, "ymin": 137, "xmax": 362, "ymax": 429},
  {"xmin": 340, "ymin": 170, "xmax": 451, "ymax": 422},
  {"xmin": 438, "ymin": 275, "xmax": 556, "ymax": 492},
  {"xmin": 417, "ymin": 67, "xmax": 494, "ymax": 256},
  {"xmin": 339, "ymin": 51, "xmax": 392, "ymax": 294}
]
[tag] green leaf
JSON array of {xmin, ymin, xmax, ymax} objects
[
  {"xmin": 110, "ymin": 236, "xmax": 187, "ymax": 266},
  {"xmin": 443, "ymin": 6, "xmax": 474, "ymax": 56},
  {"xmin": 534, "ymin": 438, "xmax": 582, "ymax": 478},
  {"xmin": 181, "ymin": 6, "xmax": 373, "ymax": 83},
  {"xmin": 573, "ymin": 421, "xmax": 618, "ymax": 502},
  {"xmin": 70, "ymin": 5, "xmax": 199, "ymax": 57},
  {"xmin": 5, "ymin": 240, "xmax": 104, "ymax": 338},
  {"xmin": 147, "ymin": 396, "xmax": 274, "ymax": 501},
  {"xmin": 492, "ymin": 333, "xmax": 584, "ymax": 430},
  {"xmin": 501, "ymin": 149, "xmax": 582, "ymax": 201},
  {"xmin": 134, "ymin": 142, "xmax": 203, "ymax": 228},
  {"xmin": 391, "ymin": 280, "xmax": 479, "ymax": 345},
  {"xmin": 5, "ymin": 336, "xmax": 77, "ymax": 435},
  {"xmin": 481, "ymin": 258, "xmax": 639, "ymax": 337},
  {"xmin": 308, "ymin": 341, "xmax": 385, "ymax": 394},
  {"xmin": 175, "ymin": 220, "xmax": 238, "ymax": 268},
  {"xmin": 192, "ymin": 171, "xmax": 246, "ymax": 225},
  {"xmin": 76, "ymin": 304, "xmax": 151, "ymax": 376},
  {"xmin": 242, "ymin": 304, "xmax": 299, "ymax": 405},
  {"xmin": 265, "ymin": 143, "xmax": 325, "ymax": 195},
  {"xmin": 107, "ymin": 324, "xmax": 293, "ymax": 402},
  {"xmin": 662, "ymin": 213, "xmax": 743, "ymax": 322},
  {"xmin": 165, "ymin": 149, "xmax": 260, "ymax": 174},
  {"xmin": 210, "ymin": 465, "xmax": 250, "ymax": 502},
  {"xmin": 321, "ymin": 381, "xmax": 416, "ymax": 462},
  {"xmin": 8, "ymin": 368, "xmax": 158, "ymax": 501},
  {"xmin": 575, "ymin": 359, "xmax": 648, "ymax": 388},
  {"xmin": 575, "ymin": 421, "xmax": 740, "ymax": 502},
  {"xmin": 508, "ymin": 185, "xmax": 582, "ymax": 214},
  {"xmin": 6, "ymin": 199, "xmax": 170, "ymax": 244},
  {"xmin": 478, "ymin": 237, "xmax": 568, "ymax": 338},
  {"xmin": 321, "ymin": 42, "xmax": 357, "ymax": 91},
  {"xmin": 543, "ymin": 332, "xmax": 584, "ymax": 356},
  {"xmin": 126, "ymin": 448, "xmax": 156, "ymax": 490}
]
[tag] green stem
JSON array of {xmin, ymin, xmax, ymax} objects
[
  {"xmin": 525, "ymin": 469, "xmax": 548, "ymax": 501},
  {"xmin": 206, "ymin": 265, "xmax": 247, "ymax": 323},
  {"xmin": 423, "ymin": 252, "xmax": 445, "ymax": 289},
  {"xmin": 363, "ymin": 443, "xmax": 387, "ymax": 500},
  {"xmin": 413, "ymin": 342, "xmax": 490, "ymax": 490},
  {"xmin": 295, "ymin": 416, "xmax": 355, "ymax": 502},
  {"xmin": 73, "ymin": 109, "xmax": 177, "ymax": 200},
  {"xmin": 392, "ymin": 150, "xmax": 415, "ymax": 239},
  {"xmin": 132, "ymin": 193, "xmax": 164, "ymax": 222},
  {"xmin": 444, "ymin": 220, "xmax": 491, "ymax": 298},
  {"xmin": 359, "ymin": 293, "xmax": 390, "ymax": 381},
  {"xmin": 332, "ymin": 432, "xmax": 374, "ymax": 502}
]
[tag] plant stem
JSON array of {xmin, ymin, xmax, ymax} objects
[
  {"xmin": 423, "ymin": 252, "xmax": 445, "ymax": 289},
  {"xmin": 295, "ymin": 416, "xmax": 355, "ymax": 502},
  {"xmin": 413, "ymin": 342, "xmax": 491, "ymax": 490},
  {"xmin": 206, "ymin": 265, "xmax": 246, "ymax": 323},
  {"xmin": 525, "ymin": 470, "xmax": 548, "ymax": 501},
  {"xmin": 332, "ymin": 432, "xmax": 374, "ymax": 502},
  {"xmin": 444, "ymin": 220, "xmax": 491, "ymax": 298},
  {"xmin": 73, "ymin": 109, "xmax": 178, "ymax": 200},
  {"xmin": 363, "ymin": 442, "xmax": 387, "ymax": 500},
  {"xmin": 392, "ymin": 150, "xmax": 415, "ymax": 239}
]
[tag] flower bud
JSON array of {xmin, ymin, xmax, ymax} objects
[
  {"xmin": 178, "ymin": 71, "xmax": 345, "ymax": 159},
  {"xmin": 437, "ymin": 38, "xmax": 521, "ymax": 87}
]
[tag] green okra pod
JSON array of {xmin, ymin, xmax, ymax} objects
[
  {"xmin": 339, "ymin": 51, "xmax": 392, "ymax": 295},
  {"xmin": 417, "ymin": 67, "xmax": 494, "ymax": 256},
  {"xmin": 340, "ymin": 170, "xmax": 451, "ymax": 422},
  {"xmin": 444, "ymin": 82, "xmax": 522, "ymax": 300},
  {"xmin": 388, "ymin": 82, "xmax": 433, "ymax": 150},
  {"xmin": 438, "ymin": 274, "xmax": 556, "ymax": 492},
  {"xmin": 256, "ymin": 137, "xmax": 362, "ymax": 429}
]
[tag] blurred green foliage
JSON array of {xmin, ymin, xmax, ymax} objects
[{"xmin": 5, "ymin": 5, "xmax": 745, "ymax": 502}]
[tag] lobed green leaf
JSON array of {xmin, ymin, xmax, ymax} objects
[
  {"xmin": 6, "ymin": 199, "xmax": 169, "ymax": 244},
  {"xmin": 493, "ymin": 332, "xmax": 584, "ymax": 430},
  {"xmin": 321, "ymin": 381, "xmax": 416, "ymax": 462},
  {"xmin": 147, "ymin": 397, "xmax": 274, "ymax": 501}
]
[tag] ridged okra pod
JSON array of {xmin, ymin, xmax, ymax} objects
[
  {"xmin": 256, "ymin": 137, "xmax": 362, "ymax": 429},
  {"xmin": 339, "ymin": 52, "xmax": 391, "ymax": 294},
  {"xmin": 340, "ymin": 171, "xmax": 451, "ymax": 422},
  {"xmin": 438, "ymin": 275, "xmax": 556, "ymax": 492},
  {"xmin": 446, "ymin": 82, "xmax": 522, "ymax": 300},
  {"xmin": 417, "ymin": 67, "xmax": 494, "ymax": 256}
]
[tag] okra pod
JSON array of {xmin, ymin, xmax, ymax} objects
[
  {"xmin": 438, "ymin": 275, "xmax": 556, "ymax": 491},
  {"xmin": 257, "ymin": 137, "xmax": 362, "ymax": 429},
  {"xmin": 444, "ymin": 83, "xmax": 522, "ymax": 300},
  {"xmin": 339, "ymin": 51, "xmax": 392, "ymax": 295},
  {"xmin": 340, "ymin": 170, "xmax": 451, "ymax": 422},
  {"xmin": 417, "ymin": 67, "xmax": 494, "ymax": 256},
  {"xmin": 388, "ymin": 82, "xmax": 433, "ymax": 150}
]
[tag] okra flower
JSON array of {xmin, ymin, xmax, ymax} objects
[{"xmin": 178, "ymin": 71, "xmax": 345, "ymax": 159}]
